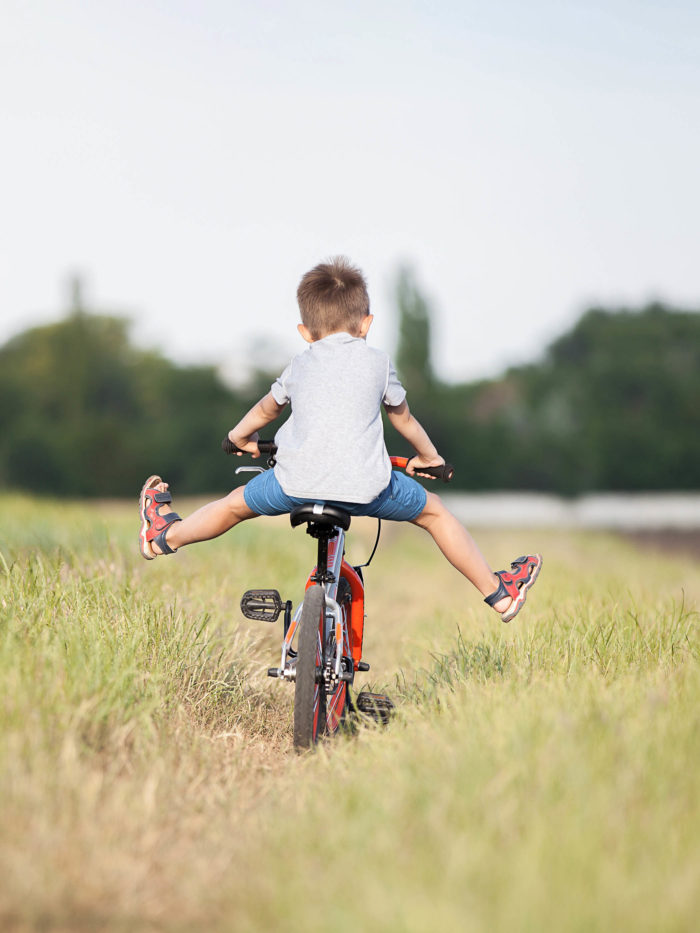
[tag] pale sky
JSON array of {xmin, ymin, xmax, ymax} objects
[{"xmin": 1, "ymin": 0, "xmax": 699, "ymax": 383}]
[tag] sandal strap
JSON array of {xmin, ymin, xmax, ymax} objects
[
  {"xmin": 145, "ymin": 505, "xmax": 181, "ymax": 544},
  {"xmin": 153, "ymin": 522, "xmax": 180, "ymax": 555},
  {"xmin": 151, "ymin": 491, "xmax": 172, "ymax": 504},
  {"xmin": 484, "ymin": 572, "xmax": 509, "ymax": 607}
]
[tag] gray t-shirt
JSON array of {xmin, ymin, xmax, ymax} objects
[{"xmin": 270, "ymin": 332, "xmax": 407, "ymax": 503}]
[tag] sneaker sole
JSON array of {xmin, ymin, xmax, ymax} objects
[
  {"xmin": 139, "ymin": 475, "xmax": 163, "ymax": 560},
  {"xmin": 501, "ymin": 554, "xmax": 543, "ymax": 623}
]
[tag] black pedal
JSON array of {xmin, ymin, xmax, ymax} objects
[
  {"xmin": 356, "ymin": 661, "xmax": 370, "ymax": 672},
  {"xmin": 355, "ymin": 692, "xmax": 395, "ymax": 725},
  {"xmin": 241, "ymin": 589, "xmax": 285, "ymax": 622},
  {"xmin": 267, "ymin": 668, "xmax": 280, "ymax": 678}
]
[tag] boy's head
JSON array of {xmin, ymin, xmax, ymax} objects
[{"xmin": 297, "ymin": 256, "xmax": 371, "ymax": 341}]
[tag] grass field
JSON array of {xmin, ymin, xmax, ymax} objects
[{"xmin": 1, "ymin": 492, "xmax": 699, "ymax": 932}]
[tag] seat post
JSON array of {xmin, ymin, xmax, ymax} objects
[
  {"xmin": 311, "ymin": 528, "xmax": 334, "ymax": 584},
  {"xmin": 289, "ymin": 504, "xmax": 351, "ymax": 585}
]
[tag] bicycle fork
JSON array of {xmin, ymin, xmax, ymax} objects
[
  {"xmin": 240, "ymin": 524, "xmax": 368, "ymax": 683},
  {"xmin": 273, "ymin": 593, "xmax": 345, "ymax": 683},
  {"xmin": 274, "ymin": 526, "xmax": 352, "ymax": 684}
]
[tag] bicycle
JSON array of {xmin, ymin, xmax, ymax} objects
[{"xmin": 222, "ymin": 438, "xmax": 454, "ymax": 750}]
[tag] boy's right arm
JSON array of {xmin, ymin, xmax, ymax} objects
[
  {"xmin": 228, "ymin": 392, "xmax": 286, "ymax": 458},
  {"xmin": 384, "ymin": 400, "xmax": 445, "ymax": 478}
]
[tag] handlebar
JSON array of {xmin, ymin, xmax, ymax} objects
[
  {"xmin": 222, "ymin": 438, "xmax": 454, "ymax": 483},
  {"xmin": 221, "ymin": 437, "xmax": 278, "ymax": 456},
  {"xmin": 390, "ymin": 456, "xmax": 455, "ymax": 483}
]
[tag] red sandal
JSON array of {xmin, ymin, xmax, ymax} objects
[
  {"xmin": 139, "ymin": 475, "xmax": 182, "ymax": 560},
  {"xmin": 484, "ymin": 554, "xmax": 543, "ymax": 623}
]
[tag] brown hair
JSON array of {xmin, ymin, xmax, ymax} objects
[{"xmin": 296, "ymin": 257, "xmax": 370, "ymax": 339}]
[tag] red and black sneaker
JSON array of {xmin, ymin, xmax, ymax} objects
[
  {"xmin": 139, "ymin": 475, "xmax": 182, "ymax": 560},
  {"xmin": 484, "ymin": 554, "xmax": 543, "ymax": 623}
]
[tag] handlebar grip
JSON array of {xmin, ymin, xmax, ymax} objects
[
  {"xmin": 390, "ymin": 456, "xmax": 454, "ymax": 483},
  {"xmin": 221, "ymin": 437, "xmax": 240, "ymax": 455},
  {"xmin": 420, "ymin": 463, "xmax": 455, "ymax": 483},
  {"xmin": 221, "ymin": 437, "xmax": 277, "ymax": 455}
]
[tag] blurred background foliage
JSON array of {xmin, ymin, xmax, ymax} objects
[
  {"xmin": 1, "ymin": 273, "xmax": 698, "ymax": 496},
  {"xmin": 387, "ymin": 269, "xmax": 700, "ymax": 494},
  {"xmin": 0, "ymin": 281, "xmax": 268, "ymax": 496}
]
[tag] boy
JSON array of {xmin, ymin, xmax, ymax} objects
[{"xmin": 139, "ymin": 257, "xmax": 541, "ymax": 622}]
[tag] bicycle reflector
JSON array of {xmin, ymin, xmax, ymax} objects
[{"xmin": 240, "ymin": 589, "xmax": 285, "ymax": 622}]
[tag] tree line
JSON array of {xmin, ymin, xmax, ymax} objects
[
  {"xmin": 1, "ymin": 275, "xmax": 698, "ymax": 496},
  {"xmin": 388, "ymin": 269, "xmax": 700, "ymax": 494}
]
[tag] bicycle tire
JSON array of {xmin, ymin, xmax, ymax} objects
[{"xmin": 293, "ymin": 585, "xmax": 327, "ymax": 750}]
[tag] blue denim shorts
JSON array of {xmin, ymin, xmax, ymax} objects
[{"xmin": 243, "ymin": 468, "xmax": 427, "ymax": 522}]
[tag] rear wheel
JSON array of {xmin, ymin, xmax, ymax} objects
[{"xmin": 293, "ymin": 585, "xmax": 327, "ymax": 750}]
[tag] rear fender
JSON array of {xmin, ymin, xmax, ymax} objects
[{"xmin": 340, "ymin": 559, "xmax": 365, "ymax": 668}]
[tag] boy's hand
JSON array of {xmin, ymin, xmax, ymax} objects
[
  {"xmin": 227, "ymin": 430, "xmax": 261, "ymax": 458},
  {"xmin": 406, "ymin": 454, "xmax": 445, "ymax": 479}
]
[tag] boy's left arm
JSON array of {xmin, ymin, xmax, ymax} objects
[
  {"xmin": 384, "ymin": 400, "xmax": 445, "ymax": 478},
  {"xmin": 228, "ymin": 392, "xmax": 286, "ymax": 458}
]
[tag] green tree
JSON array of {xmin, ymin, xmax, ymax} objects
[
  {"xmin": 537, "ymin": 303, "xmax": 700, "ymax": 491},
  {"xmin": 391, "ymin": 283, "xmax": 700, "ymax": 493},
  {"xmin": 441, "ymin": 303, "xmax": 700, "ymax": 493},
  {"xmin": 0, "ymin": 298, "xmax": 260, "ymax": 496},
  {"xmin": 395, "ymin": 266, "xmax": 435, "ymax": 396}
]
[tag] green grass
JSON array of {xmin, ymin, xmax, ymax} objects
[{"xmin": 1, "ymin": 493, "xmax": 698, "ymax": 931}]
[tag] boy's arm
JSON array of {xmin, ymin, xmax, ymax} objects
[
  {"xmin": 228, "ymin": 392, "xmax": 286, "ymax": 458},
  {"xmin": 384, "ymin": 400, "xmax": 445, "ymax": 478}
]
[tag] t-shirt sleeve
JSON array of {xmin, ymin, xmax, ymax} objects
[
  {"xmin": 270, "ymin": 362, "xmax": 293, "ymax": 405},
  {"xmin": 383, "ymin": 360, "xmax": 407, "ymax": 406}
]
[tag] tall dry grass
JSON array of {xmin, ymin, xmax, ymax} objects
[{"xmin": 1, "ymin": 492, "xmax": 698, "ymax": 931}]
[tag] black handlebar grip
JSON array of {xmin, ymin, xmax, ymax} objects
[
  {"xmin": 221, "ymin": 437, "xmax": 277, "ymax": 455},
  {"xmin": 419, "ymin": 462, "xmax": 455, "ymax": 483},
  {"xmin": 221, "ymin": 436, "xmax": 241, "ymax": 455}
]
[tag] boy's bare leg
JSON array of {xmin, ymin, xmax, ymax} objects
[
  {"xmin": 150, "ymin": 483, "xmax": 257, "ymax": 554},
  {"xmin": 411, "ymin": 492, "xmax": 511, "ymax": 614}
]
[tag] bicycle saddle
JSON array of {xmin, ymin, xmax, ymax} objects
[{"xmin": 289, "ymin": 503, "xmax": 351, "ymax": 531}]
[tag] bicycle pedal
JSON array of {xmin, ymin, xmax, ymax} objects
[
  {"xmin": 240, "ymin": 589, "xmax": 286, "ymax": 622},
  {"xmin": 267, "ymin": 668, "xmax": 280, "ymax": 678},
  {"xmin": 356, "ymin": 661, "xmax": 370, "ymax": 672},
  {"xmin": 355, "ymin": 692, "xmax": 395, "ymax": 725}
]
